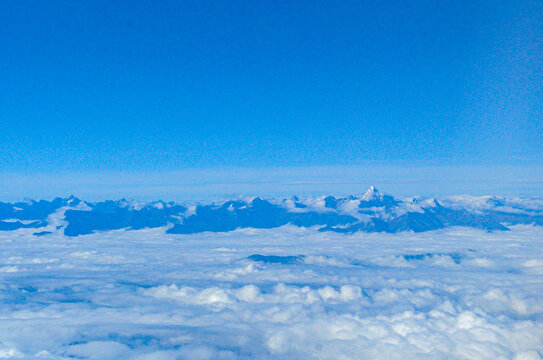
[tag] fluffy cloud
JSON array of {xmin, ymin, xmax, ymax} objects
[{"xmin": 0, "ymin": 224, "xmax": 541, "ymax": 359}]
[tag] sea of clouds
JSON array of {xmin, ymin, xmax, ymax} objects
[{"xmin": 0, "ymin": 224, "xmax": 542, "ymax": 359}]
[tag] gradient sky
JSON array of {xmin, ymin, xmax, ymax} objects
[{"xmin": 1, "ymin": 0, "xmax": 541, "ymax": 174}]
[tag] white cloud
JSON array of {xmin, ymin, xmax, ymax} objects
[{"xmin": 0, "ymin": 224, "xmax": 541, "ymax": 358}]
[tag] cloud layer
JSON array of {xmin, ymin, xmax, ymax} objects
[{"xmin": 0, "ymin": 224, "xmax": 542, "ymax": 359}]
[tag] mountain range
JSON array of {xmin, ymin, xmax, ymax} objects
[{"xmin": 1, "ymin": 187, "xmax": 542, "ymax": 236}]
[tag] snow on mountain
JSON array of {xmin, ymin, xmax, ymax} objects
[{"xmin": 0, "ymin": 187, "xmax": 542, "ymax": 236}]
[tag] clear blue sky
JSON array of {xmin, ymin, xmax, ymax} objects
[{"xmin": 1, "ymin": 0, "xmax": 542, "ymax": 173}]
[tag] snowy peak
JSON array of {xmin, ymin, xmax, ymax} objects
[
  {"xmin": 359, "ymin": 186, "xmax": 397, "ymax": 208},
  {"xmin": 361, "ymin": 186, "xmax": 380, "ymax": 201},
  {"xmin": 0, "ymin": 192, "xmax": 542, "ymax": 236}
]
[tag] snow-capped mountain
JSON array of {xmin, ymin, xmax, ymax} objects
[{"xmin": 0, "ymin": 187, "xmax": 542, "ymax": 236}]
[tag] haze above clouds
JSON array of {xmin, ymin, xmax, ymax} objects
[{"xmin": 2, "ymin": 164, "xmax": 543, "ymax": 202}]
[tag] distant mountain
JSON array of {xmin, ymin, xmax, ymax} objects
[{"xmin": 0, "ymin": 187, "xmax": 542, "ymax": 236}]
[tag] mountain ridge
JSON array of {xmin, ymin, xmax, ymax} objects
[{"xmin": 1, "ymin": 187, "xmax": 542, "ymax": 236}]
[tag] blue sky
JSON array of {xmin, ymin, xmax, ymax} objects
[{"xmin": 1, "ymin": 1, "xmax": 542, "ymax": 198}]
